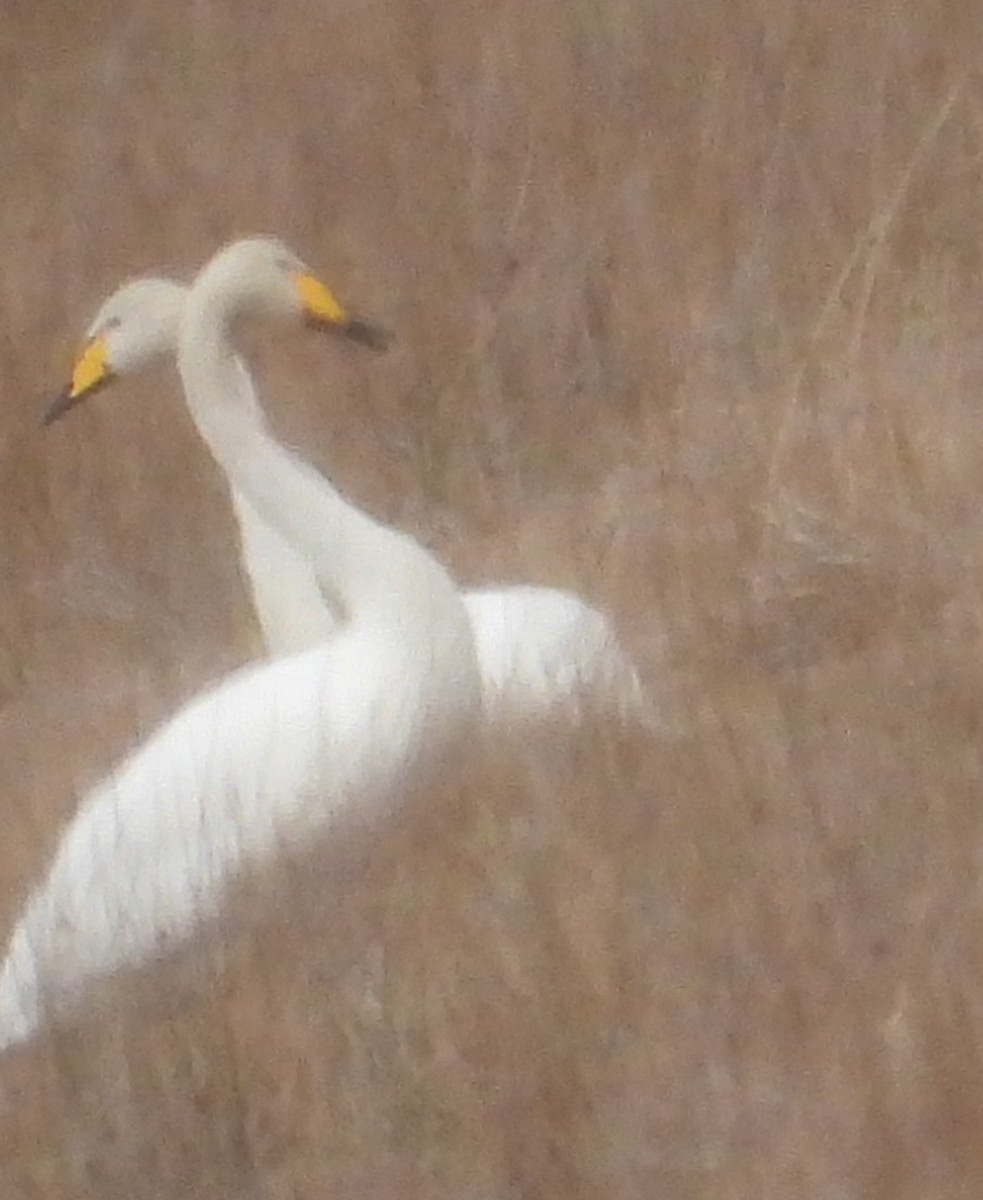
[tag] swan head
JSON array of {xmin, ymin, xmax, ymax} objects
[
  {"xmin": 43, "ymin": 277, "xmax": 187, "ymax": 426},
  {"xmin": 43, "ymin": 240, "xmax": 388, "ymax": 426},
  {"xmin": 195, "ymin": 236, "xmax": 390, "ymax": 350}
]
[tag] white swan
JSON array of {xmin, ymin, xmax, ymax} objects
[
  {"xmin": 43, "ymin": 277, "xmax": 647, "ymax": 720},
  {"xmin": 0, "ymin": 238, "xmax": 480, "ymax": 1049}
]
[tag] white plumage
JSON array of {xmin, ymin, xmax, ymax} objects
[
  {"xmin": 0, "ymin": 238, "xmax": 480, "ymax": 1048},
  {"xmin": 43, "ymin": 273, "xmax": 648, "ymax": 719}
]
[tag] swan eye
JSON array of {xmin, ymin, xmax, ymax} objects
[{"xmin": 94, "ymin": 314, "xmax": 121, "ymax": 338}]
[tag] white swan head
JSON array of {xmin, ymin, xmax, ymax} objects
[
  {"xmin": 192, "ymin": 236, "xmax": 389, "ymax": 348},
  {"xmin": 44, "ymin": 237, "xmax": 388, "ymax": 425},
  {"xmin": 43, "ymin": 277, "xmax": 187, "ymax": 424}
]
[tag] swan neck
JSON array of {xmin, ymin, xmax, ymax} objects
[{"xmin": 176, "ymin": 274, "xmax": 416, "ymax": 621}]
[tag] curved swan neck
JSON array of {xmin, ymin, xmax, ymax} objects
[
  {"xmin": 180, "ymin": 283, "xmax": 264, "ymax": 453},
  {"xmin": 176, "ymin": 259, "xmax": 443, "ymax": 625}
]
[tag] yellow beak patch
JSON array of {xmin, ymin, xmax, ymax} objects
[
  {"xmin": 70, "ymin": 335, "xmax": 111, "ymax": 399},
  {"xmin": 293, "ymin": 272, "xmax": 347, "ymax": 325}
]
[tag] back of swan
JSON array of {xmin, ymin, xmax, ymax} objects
[
  {"xmin": 0, "ymin": 238, "xmax": 481, "ymax": 1048},
  {"xmin": 40, "ymin": 271, "xmax": 649, "ymax": 720},
  {"xmin": 0, "ymin": 592, "xmax": 475, "ymax": 1049}
]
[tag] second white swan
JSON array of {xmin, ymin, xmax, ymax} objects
[
  {"xmin": 44, "ymin": 275, "xmax": 647, "ymax": 720},
  {"xmin": 0, "ymin": 238, "xmax": 481, "ymax": 1049}
]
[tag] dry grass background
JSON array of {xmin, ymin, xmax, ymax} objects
[{"xmin": 1, "ymin": 0, "xmax": 983, "ymax": 1194}]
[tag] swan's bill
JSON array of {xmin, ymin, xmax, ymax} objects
[
  {"xmin": 42, "ymin": 335, "xmax": 114, "ymax": 426},
  {"xmin": 293, "ymin": 271, "xmax": 391, "ymax": 350},
  {"xmin": 293, "ymin": 271, "xmax": 346, "ymax": 325},
  {"xmin": 338, "ymin": 318, "xmax": 392, "ymax": 351}
]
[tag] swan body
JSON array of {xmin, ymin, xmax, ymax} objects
[
  {"xmin": 0, "ymin": 632, "xmax": 446, "ymax": 1046},
  {"xmin": 0, "ymin": 239, "xmax": 479, "ymax": 1048},
  {"xmin": 42, "ymin": 275, "xmax": 647, "ymax": 717},
  {"xmin": 462, "ymin": 586, "xmax": 644, "ymax": 718}
]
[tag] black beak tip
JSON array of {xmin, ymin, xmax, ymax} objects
[
  {"xmin": 41, "ymin": 391, "xmax": 75, "ymax": 428},
  {"xmin": 345, "ymin": 320, "xmax": 393, "ymax": 352}
]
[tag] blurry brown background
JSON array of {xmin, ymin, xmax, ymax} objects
[{"xmin": 3, "ymin": 1, "xmax": 983, "ymax": 1196}]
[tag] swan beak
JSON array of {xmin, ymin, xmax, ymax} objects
[
  {"xmin": 293, "ymin": 272, "xmax": 391, "ymax": 351},
  {"xmin": 339, "ymin": 319, "xmax": 392, "ymax": 351},
  {"xmin": 294, "ymin": 272, "xmax": 347, "ymax": 325},
  {"xmin": 42, "ymin": 335, "xmax": 114, "ymax": 426}
]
